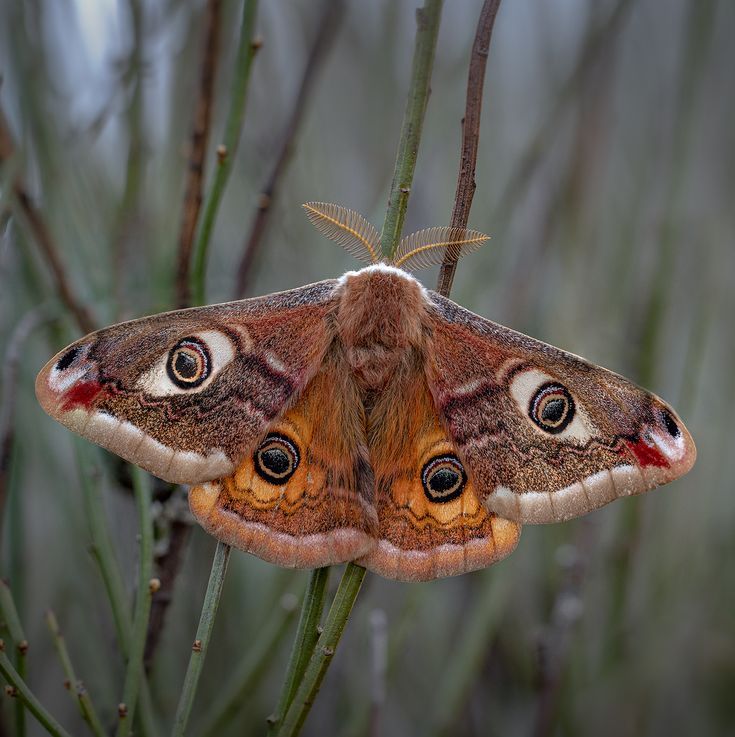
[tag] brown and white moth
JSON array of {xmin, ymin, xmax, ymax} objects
[{"xmin": 36, "ymin": 203, "xmax": 696, "ymax": 581}]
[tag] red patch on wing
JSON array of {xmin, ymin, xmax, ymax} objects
[
  {"xmin": 61, "ymin": 381, "xmax": 103, "ymax": 411},
  {"xmin": 626, "ymin": 438, "xmax": 669, "ymax": 468}
]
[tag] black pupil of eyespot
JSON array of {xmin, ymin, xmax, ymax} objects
[
  {"xmin": 430, "ymin": 468, "xmax": 459, "ymax": 493},
  {"xmin": 541, "ymin": 397, "xmax": 566, "ymax": 424},
  {"xmin": 166, "ymin": 338, "xmax": 210, "ymax": 389},
  {"xmin": 261, "ymin": 448, "xmax": 290, "ymax": 475},
  {"xmin": 530, "ymin": 383, "xmax": 575, "ymax": 434},
  {"xmin": 175, "ymin": 350, "xmax": 199, "ymax": 379},
  {"xmin": 254, "ymin": 434, "xmax": 299, "ymax": 484},
  {"xmin": 663, "ymin": 411, "xmax": 680, "ymax": 438},
  {"xmin": 56, "ymin": 346, "xmax": 80, "ymax": 371},
  {"xmin": 422, "ymin": 455, "xmax": 466, "ymax": 503}
]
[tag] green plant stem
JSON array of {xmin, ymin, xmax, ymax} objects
[
  {"xmin": 5, "ymin": 443, "xmax": 24, "ymax": 618},
  {"xmin": 267, "ymin": 568, "xmax": 330, "ymax": 735},
  {"xmin": 77, "ymin": 444, "xmax": 132, "ymax": 652},
  {"xmin": 379, "ymin": 0, "xmax": 444, "ymax": 259},
  {"xmin": 0, "ymin": 580, "xmax": 26, "ymax": 660},
  {"xmin": 271, "ymin": 5, "xmax": 444, "ymax": 734},
  {"xmin": 45, "ymin": 610, "xmax": 106, "ymax": 737},
  {"xmin": 75, "ymin": 444, "xmax": 157, "ymax": 737},
  {"xmin": 191, "ymin": 0, "xmax": 260, "ymax": 305},
  {"xmin": 0, "ymin": 647, "xmax": 73, "ymax": 737},
  {"xmin": 116, "ymin": 467, "xmax": 155, "ymax": 737},
  {"xmin": 276, "ymin": 563, "xmax": 366, "ymax": 737},
  {"xmin": 0, "ymin": 578, "xmax": 27, "ymax": 737},
  {"xmin": 5, "ymin": 443, "xmax": 26, "ymax": 737},
  {"xmin": 171, "ymin": 540, "xmax": 231, "ymax": 737},
  {"xmin": 199, "ymin": 593, "xmax": 299, "ymax": 736}
]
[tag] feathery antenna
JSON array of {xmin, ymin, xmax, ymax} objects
[
  {"xmin": 303, "ymin": 202, "xmax": 489, "ymax": 271},
  {"xmin": 303, "ymin": 202, "xmax": 381, "ymax": 264},
  {"xmin": 393, "ymin": 227, "xmax": 489, "ymax": 270}
]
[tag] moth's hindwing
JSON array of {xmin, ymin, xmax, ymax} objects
[
  {"xmin": 189, "ymin": 342, "xmax": 378, "ymax": 568},
  {"xmin": 356, "ymin": 350, "xmax": 520, "ymax": 582}
]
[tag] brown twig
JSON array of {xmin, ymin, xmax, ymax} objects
[
  {"xmin": 175, "ymin": 0, "xmax": 222, "ymax": 309},
  {"xmin": 0, "ymin": 108, "xmax": 95, "ymax": 334},
  {"xmin": 436, "ymin": 0, "xmax": 502, "ymax": 297},
  {"xmin": 143, "ymin": 513, "xmax": 191, "ymax": 672},
  {"xmin": 233, "ymin": 0, "xmax": 345, "ymax": 299}
]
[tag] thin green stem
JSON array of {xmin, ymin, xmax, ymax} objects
[
  {"xmin": 5, "ymin": 443, "xmax": 24, "ymax": 616},
  {"xmin": 0, "ymin": 579, "xmax": 27, "ymax": 737},
  {"xmin": 379, "ymin": 0, "xmax": 444, "ymax": 258},
  {"xmin": 199, "ymin": 592, "xmax": 299, "ymax": 736},
  {"xmin": 171, "ymin": 540, "xmax": 231, "ymax": 737},
  {"xmin": 0, "ymin": 647, "xmax": 73, "ymax": 737},
  {"xmin": 16, "ymin": 646, "xmax": 27, "ymax": 737},
  {"xmin": 116, "ymin": 467, "xmax": 155, "ymax": 737},
  {"xmin": 5, "ymin": 443, "xmax": 26, "ymax": 737},
  {"xmin": 76, "ymin": 443, "xmax": 132, "ymax": 652},
  {"xmin": 270, "ymin": 5, "xmax": 444, "ymax": 734},
  {"xmin": 45, "ymin": 610, "xmax": 106, "ymax": 737},
  {"xmin": 191, "ymin": 0, "xmax": 260, "ymax": 305},
  {"xmin": 267, "ymin": 568, "xmax": 330, "ymax": 735},
  {"xmin": 75, "ymin": 444, "xmax": 158, "ymax": 737},
  {"xmin": 0, "ymin": 579, "xmax": 26, "ymax": 651},
  {"xmin": 276, "ymin": 563, "xmax": 366, "ymax": 737}
]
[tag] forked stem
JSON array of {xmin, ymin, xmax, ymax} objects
[
  {"xmin": 275, "ymin": 564, "xmax": 367, "ymax": 737},
  {"xmin": 0, "ymin": 648, "xmax": 73, "ymax": 737},
  {"xmin": 267, "ymin": 568, "xmax": 330, "ymax": 735}
]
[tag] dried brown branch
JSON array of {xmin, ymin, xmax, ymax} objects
[
  {"xmin": 175, "ymin": 0, "xmax": 222, "ymax": 309},
  {"xmin": 143, "ymin": 514, "xmax": 191, "ymax": 672},
  {"xmin": 436, "ymin": 0, "xmax": 502, "ymax": 297},
  {"xmin": 0, "ymin": 108, "xmax": 95, "ymax": 334},
  {"xmin": 233, "ymin": 0, "xmax": 345, "ymax": 299}
]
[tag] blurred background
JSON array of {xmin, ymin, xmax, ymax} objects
[{"xmin": 1, "ymin": 0, "xmax": 733, "ymax": 735}]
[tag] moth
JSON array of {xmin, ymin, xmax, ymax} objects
[{"xmin": 36, "ymin": 202, "xmax": 696, "ymax": 581}]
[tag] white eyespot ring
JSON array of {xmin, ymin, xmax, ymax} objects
[
  {"xmin": 509, "ymin": 368, "xmax": 594, "ymax": 443},
  {"xmin": 136, "ymin": 330, "xmax": 236, "ymax": 396}
]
